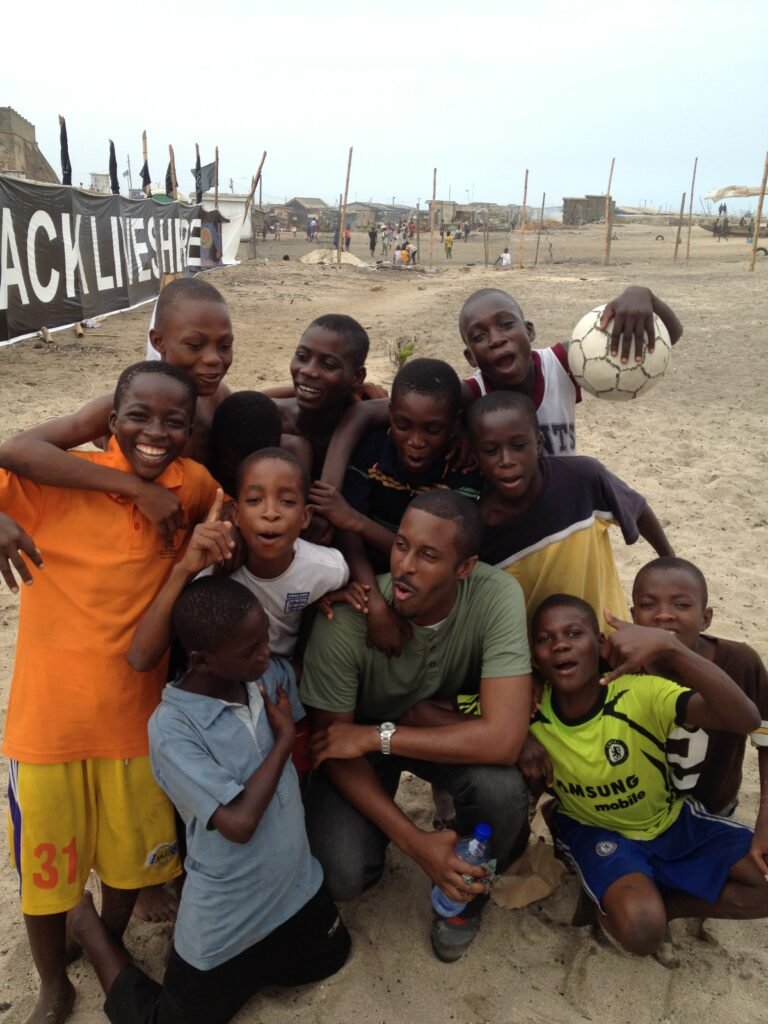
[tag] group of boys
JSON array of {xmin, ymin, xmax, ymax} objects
[{"xmin": 1, "ymin": 273, "xmax": 767, "ymax": 1024}]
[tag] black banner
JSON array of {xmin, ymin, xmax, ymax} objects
[{"xmin": 0, "ymin": 176, "xmax": 223, "ymax": 343}]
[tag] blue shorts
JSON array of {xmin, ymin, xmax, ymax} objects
[{"xmin": 555, "ymin": 800, "xmax": 753, "ymax": 907}]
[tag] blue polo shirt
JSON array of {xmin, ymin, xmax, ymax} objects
[{"xmin": 148, "ymin": 658, "xmax": 322, "ymax": 970}]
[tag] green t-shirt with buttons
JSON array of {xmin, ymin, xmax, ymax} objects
[{"xmin": 300, "ymin": 562, "xmax": 531, "ymax": 723}]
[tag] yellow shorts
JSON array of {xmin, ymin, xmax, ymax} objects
[{"xmin": 8, "ymin": 757, "xmax": 181, "ymax": 916}]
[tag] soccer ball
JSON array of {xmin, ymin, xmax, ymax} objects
[{"xmin": 568, "ymin": 304, "xmax": 672, "ymax": 401}]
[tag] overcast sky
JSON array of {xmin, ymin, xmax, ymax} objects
[{"xmin": 7, "ymin": 0, "xmax": 767, "ymax": 212}]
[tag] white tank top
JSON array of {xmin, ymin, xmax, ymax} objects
[{"xmin": 470, "ymin": 344, "xmax": 577, "ymax": 455}]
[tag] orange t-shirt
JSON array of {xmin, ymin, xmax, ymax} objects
[{"xmin": 1, "ymin": 440, "xmax": 218, "ymax": 764}]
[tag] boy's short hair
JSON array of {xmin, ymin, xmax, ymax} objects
[
  {"xmin": 391, "ymin": 357, "xmax": 462, "ymax": 417},
  {"xmin": 466, "ymin": 390, "xmax": 540, "ymax": 438},
  {"xmin": 633, "ymin": 556, "xmax": 709, "ymax": 606},
  {"xmin": 211, "ymin": 392, "xmax": 282, "ymax": 459},
  {"xmin": 113, "ymin": 361, "xmax": 197, "ymax": 414},
  {"xmin": 173, "ymin": 577, "xmax": 262, "ymax": 654},
  {"xmin": 234, "ymin": 446, "xmax": 310, "ymax": 501},
  {"xmin": 531, "ymin": 593, "xmax": 600, "ymax": 637},
  {"xmin": 458, "ymin": 288, "xmax": 525, "ymax": 339},
  {"xmin": 155, "ymin": 277, "xmax": 228, "ymax": 333},
  {"xmin": 309, "ymin": 314, "xmax": 369, "ymax": 367},
  {"xmin": 408, "ymin": 489, "xmax": 482, "ymax": 562}
]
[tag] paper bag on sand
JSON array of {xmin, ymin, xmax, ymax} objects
[{"xmin": 491, "ymin": 839, "xmax": 566, "ymax": 910}]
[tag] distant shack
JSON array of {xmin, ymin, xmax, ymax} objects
[{"xmin": 562, "ymin": 195, "xmax": 615, "ymax": 226}]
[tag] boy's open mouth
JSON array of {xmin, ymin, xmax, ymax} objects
[
  {"xmin": 135, "ymin": 444, "xmax": 169, "ymax": 463},
  {"xmin": 296, "ymin": 383, "xmax": 323, "ymax": 398},
  {"xmin": 256, "ymin": 531, "xmax": 284, "ymax": 543},
  {"xmin": 553, "ymin": 659, "xmax": 578, "ymax": 672}
]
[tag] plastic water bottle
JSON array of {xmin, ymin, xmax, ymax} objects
[{"xmin": 430, "ymin": 823, "xmax": 492, "ymax": 917}]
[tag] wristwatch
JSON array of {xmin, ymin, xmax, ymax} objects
[{"xmin": 379, "ymin": 721, "xmax": 397, "ymax": 755}]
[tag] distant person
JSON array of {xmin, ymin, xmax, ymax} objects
[
  {"xmin": 261, "ymin": 221, "xmax": 268, "ymax": 241},
  {"xmin": 332, "ymin": 228, "xmax": 340, "ymax": 250},
  {"xmin": 344, "ymin": 225, "xmax": 351, "ymax": 252},
  {"xmin": 444, "ymin": 231, "xmax": 454, "ymax": 260},
  {"xmin": 494, "ymin": 247, "xmax": 512, "ymax": 268},
  {"xmin": 713, "ymin": 218, "xmax": 721, "ymax": 240},
  {"xmin": 747, "ymin": 218, "xmax": 755, "ymax": 243},
  {"xmin": 722, "ymin": 216, "xmax": 730, "ymax": 241},
  {"xmin": 368, "ymin": 226, "xmax": 378, "ymax": 258}
]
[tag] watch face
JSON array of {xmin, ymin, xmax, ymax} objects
[{"xmin": 380, "ymin": 722, "xmax": 396, "ymax": 733}]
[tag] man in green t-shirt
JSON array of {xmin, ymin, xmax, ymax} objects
[{"xmin": 301, "ymin": 489, "xmax": 532, "ymax": 963}]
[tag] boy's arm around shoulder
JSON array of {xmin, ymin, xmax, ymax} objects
[
  {"xmin": 320, "ymin": 398, "xmax": 390, "ymax": 488},
  {"xmin": 600, "ymin": 611, "xmax": 760, "ymax": 734},
  {"xmin": 0, "ymin": 395, "xmax": 185, "ymax": 542}
]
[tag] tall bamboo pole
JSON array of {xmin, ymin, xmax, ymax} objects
[
  {"xmin": 168, "ymin": 145, "xmax": 178, "ymax": 201},
  {"xmin": 534, "ymin": 192, "xmax": 546, "ymax": 266},
  {"xmin": 602, "ymin": 158, "xmax": 615, "ymax": 265},
  {"xmin": 337, "ymin": 146, "xmax": 353, "ymax": 267},
  {"xmin": 242, "ymin": 151, "xmax": 268, "ymax": 224},
  {"xmin": 214, "ymin": 146, "xmax": 219, "ymax": 211},
  {"xmin": 749, "ymin": 151, "xmax": 768, "ymax": 272},
  {"xmin": 416, "ymin": 202, "xmax": 421, "ymax": 265},
  {"xmin": 483, "ymin": 213, "xmax": 489, "ymax": 268},
  {"xmin": 429, "ymin": 168, "xmax": 437, "ymax": 268},
  {"xmin": 517, "ymin": 169, "xmax": 529, "ymax": 269},
  {"xmin": 673, "ymin": 191, "xmax": 686, "ymax": 261},
  {"xmin": 685, "ymin": 157, "xmax": 698, "ymax": 261}
]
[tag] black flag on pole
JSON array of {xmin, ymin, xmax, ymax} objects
[
  {"xmin": 191, "ymin": 160, "xmax": 215, "ymax": 203},
  {"xmin": 165, "ymin": 162, "xmax": 173, "ymax": 197},
  {"xmin": 108, "ymin": 141, "xmax": 119, "ymax": 194},
  {"xmin": 140, "ymin": 160, "xmax": 151, "ymax": 195},
  {"xmin": 59, "ymin": 116, "xmax": 72, "ymax": 186},
  {"xmin": 192, "ymin": 150, "xmax": 201, "ymax": 203}
]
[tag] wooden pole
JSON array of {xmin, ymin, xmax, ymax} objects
[
  {"xmin": 337, "ymin": 146, "xmax": 353, "ymax": 267},
  {"xmin": 685, "ymin": 156, "xmax": 698, "ymax": 261},
  {"xmin": 242, "ymin": 151, "xmax": 268, "ymax": 223},
  {"xmin": 168, "ymin": 144, "xmax": 178, "ymax": 200},
  {"xmin": 602, "ymin": 157, "xmax": 615, "ymax": 265},
  {"xmin": 429, "ymin": 167, "xmax": 437, "ymax": 268},
  {"xmin": 749, "ymin": 151, "xmax": 768, "ymax": 272},
  {"xmin": 483, "ymin": 213, "xmax": 489, "ymax": 267},
  {"xmin": 517, "ymin": 169, "xmax": 528, "ymax": 269},
  {"xmin": 214, "ymin": 146, "xmax": 219, "ymax": 211},
  {"xmin": 141, "ymin": 130, "xmax": 149, "ymax": 195},
  {"xmin": 534, "ymin": 191, "xmax": 546, "ymax": 266},
  {"xmin": 673, "ymin": 191, "xmax": 686, "ymax": 261},
  {"xmin": 416, "ymin": 201, "xmax": 421, "ymax": 264}
]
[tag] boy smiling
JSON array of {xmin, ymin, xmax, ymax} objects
[
  {"xmin": 2, "ymin": 362, "xmax": 218, "ymax": 1024},
  {"xmin": 529, "ymin": 595, "xmax": 768, "ymax": 957}
]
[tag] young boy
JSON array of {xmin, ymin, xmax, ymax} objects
[
  {"xmin": 309, "ymin": 358, "xmax": 482, "ymax": 655},
  {"xmin": 270, "ymin": 315, "xmax": 371, "ymax": 478},
  {"xmin": 129, "ymin": 448, "xmax": 350, "ymax": 668},
  {"xmin": 468, "ymin": 391, "xmax": 673, "ymax": 628},
  {"xmin": 459, "ymin": 285, "xmax": 683, "ymax": 455},
  {"xmin": 528, "ymin": 594, "xmax": 768, "ymax": 957},
  {"xmin": 0, "ymin": 278, "xmax": 233, "ymax": 547},
  {"xmin": 208, "ymin": 391, "xmax": 284, "ymax": 499},
  {"xmin": 68, "ymin": 577, "xmax": 350, "ymax": 1024},
  {"xmin": 2, "ymin": 362, "xmax": 219, "ymax": 1024},
  {"xmin": 631, "ymin": 557, "xmax": 768, "ymax": 857}
]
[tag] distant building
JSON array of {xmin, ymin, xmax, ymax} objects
[
  {"xmin": 285, "ymin": 197, "xmax": 330, "ymax": 228},
  {"xmin": 0, "ymin": 107, "xmax": 58, "ymax": 183},
  {"xmin": 562, "ymin": 194, "xmax": 615, "ymax": 226},
  {"xmin": 90, "ymin": 172, "xmax": 111, "ymax": 194}
]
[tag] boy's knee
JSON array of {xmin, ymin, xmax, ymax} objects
[{"xmin": 606, "ymin": 896, "xmax": 666, "ymax": 956}]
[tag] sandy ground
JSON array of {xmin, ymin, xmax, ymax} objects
[{"xmin": 1, "ymin": 223, "xmax": 767, "ymax": 1023}]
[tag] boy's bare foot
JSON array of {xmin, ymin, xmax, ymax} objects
[
  {"xmin": 132, "ymin": 883, "xmax": 179, "ymax": 923},
  {"xmin": 24, "ymin": 977, "xmax": 76, "ymax": 1024}
]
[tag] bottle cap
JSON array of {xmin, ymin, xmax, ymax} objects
[{"xmin": 474, "ymin": 822, "xmax": 492, "ymax": 842}]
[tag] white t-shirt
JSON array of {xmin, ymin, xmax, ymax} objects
[
  {"xmin": 224, "ymin": 539, "xmax": 349, "ymax": 657},
  {"xmin": 499, "ymin": 251, "xmax": 512, "ymax": 266}
]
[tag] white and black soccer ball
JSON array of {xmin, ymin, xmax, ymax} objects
[{"xmin": 568, "ymin": 304, "xmax": 672, "ymax": 401}]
